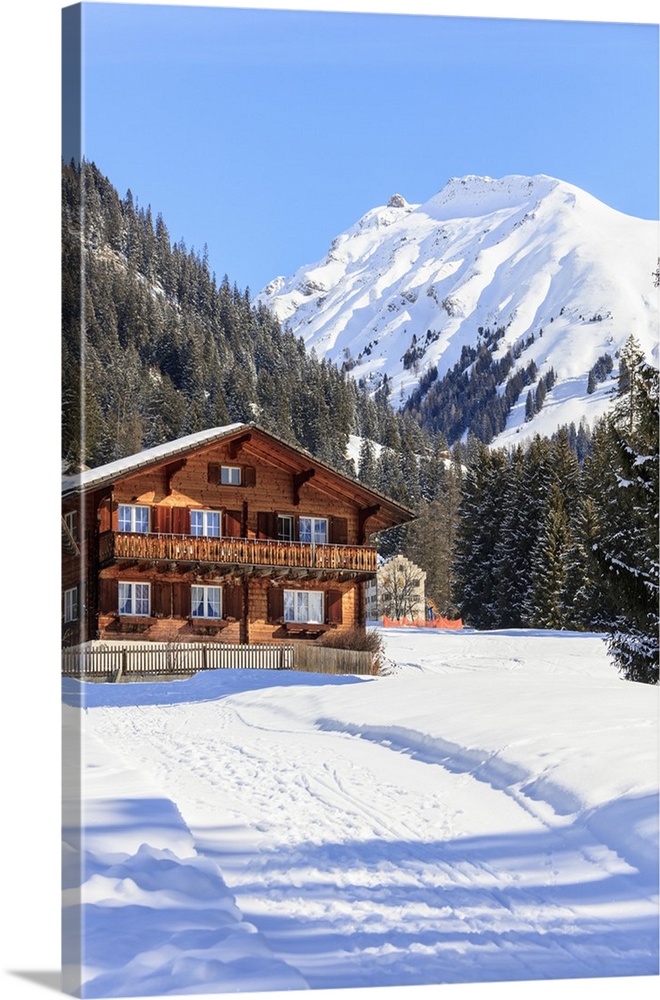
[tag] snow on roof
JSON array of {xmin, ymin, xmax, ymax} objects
[{"xmin": 62, "ymin": 423, "xmax": 246, "ymax": 496}]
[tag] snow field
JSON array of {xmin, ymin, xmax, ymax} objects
[{"xmin": 62, "ymin": 628, "xmax": 659, "ymax": 995}]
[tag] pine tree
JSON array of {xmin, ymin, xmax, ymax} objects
[
  {"xmin": 589, "ymin": 341, "xmax": 659, "ymax": 682},
  {"xmin": 526, "ymin": 483, "xmax": 570, "ymax": 629},
  {"xmin": 453, "ymin": 444, "xmax": 508, "ymax": 628}
]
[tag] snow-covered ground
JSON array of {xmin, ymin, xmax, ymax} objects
[{"xmin": 61, "ymin": 628, "xmax": 659, "ymax": 998}]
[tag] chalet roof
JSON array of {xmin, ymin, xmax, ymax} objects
[
  {"xmin": 61, "ymin": 422, "xmax": 416, "ymax": 526},
  {"xmin": 61, "ymin": 423, "xmax": 245, "ymax": 497}
]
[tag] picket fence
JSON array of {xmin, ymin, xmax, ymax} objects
[{"xmin": 61, "ymin": 642, "xmax": 374, "ymax": 680}]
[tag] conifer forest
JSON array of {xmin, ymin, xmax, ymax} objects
[{"xmin": 62, "ymin": 161, "xmax": 659, "ymax": 683}]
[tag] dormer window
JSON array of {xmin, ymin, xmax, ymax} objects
[
  {"xmin": 207, "ymin": 463, "xmax": 256, "ymax": 487},
  {"xmin": 118, "ymin": 504, "xmax": 149, "ymax": 533},
  {"xmin": 221, "ymin": 465, "xmax": 241, "ymax": 485}
]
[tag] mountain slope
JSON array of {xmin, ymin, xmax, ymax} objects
[{"xmin": 256, "ymin": 174, "xmax": 659, "ymax": 446}]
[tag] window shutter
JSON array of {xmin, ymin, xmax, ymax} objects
[
  {"xmin": 267, "ymin": 587, "xmax": 284, "ymax": 623},
  {"xmin": 326, "ymin": 590, "xmax": 343, "ymax": 624},
  {"xmin": 98, "ymin": 500, "xmax": 112, "ymax": 533},
  {"xmin": 223, "ymin": 585, "xmax": 243, "ymax": 620},
  {"xmin": 329, "ymin": 517, "xmax": 348, "ymax": 545},
  {"xmin": 172, "ymin": 582, "xmax": 189, "ymax": 618},
  {"xmin": 224, "ymin": 510, "xmax": 242, "ymax": 537},
  {"xmin": 98, "ymin": 578, "xmax": 117, "ymax": 614},
  {"xmin": 208, "ymin": 463, "xmax": 221, "ymax": 485},
  {"xmin": 152, "ymin": 506, "xmax": 171, "ymax": 534},
  {"xmin": 152, "ymin": 582, "xmax": 171, "ymax": 617},
  {"xmin": 172, "ymin": 507, "xmax": 189, "ymax": 535},
  {"xmin": 257, "ymin": 512, "xmax": 278, "ymax": 539},
  {"xmin": 242, "ymin": 465, "xmax": 256, "ymax": 487}
]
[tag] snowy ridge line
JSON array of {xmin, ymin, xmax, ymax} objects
[{"xmin": 257, "ymin": 173, "xmax": 659, "ymax": 447}]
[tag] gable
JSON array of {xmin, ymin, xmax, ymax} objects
[{"xmin": 62, "ymin": 422, "xmax": 415, "ymax": 532}]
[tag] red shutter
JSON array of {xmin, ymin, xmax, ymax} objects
[
  {"xmin": 326, "ymin": 590, "xmax": 343, "ymax": 625},
  {"xmin": 267, "ymin": 587, "xmax": 284, "ymax": 622},
  {"xmin": 257, "ymin": 512, "xmax": 278, "ymax": 539},
  {"xmin": 152, "ymin": 582, "xmax": 171, "ymax": 617},
  {"xmin": 152, "ymin": 506, "xmax": 172, "ymax": 534},
  {"xmin": 172, "ymin": 507, "xmax": 190, "ymax": 535},
  {"xmin": 98, "ymin": 578, "xmax": 117, "ymax": 614},
  {"xmin": 224, "ymin": 510, "xmax": 242, "ymax": 537},
  {"xmin": 172, "ymin": 582, "xmax": 189, "ymax": 618},
  {"xmin": 98, "ymin": 499, "xmax": 112, "ymax": 533},
  {"xmin": 223, "ymin": 585, "xmax": 243, "ymax": 620},
  {"xmin": 242, "ymin": 465, "xmax": 256, "ymax": 487},
  {"xmin": 329, "ymin": 517, "xmax": 348, "ymax": 545}
]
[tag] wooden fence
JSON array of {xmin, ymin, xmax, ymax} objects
[{"xmin": 62, "ymin": 642, "xmax": 374, "ymax": 680}]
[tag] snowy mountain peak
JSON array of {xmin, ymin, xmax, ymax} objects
[{"xmin": 257, "ymin": 174, "xmax": 658, "ymax": 447}]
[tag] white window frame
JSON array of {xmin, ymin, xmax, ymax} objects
[
  {"xmin": 64, "ymin": 586, "xmax": 78, "ymax": 623},
  {"xmin": 220, "ymin": 465, "xmax": 241, "ymax": 486},
  {"xmin": 298, "ymin": 517, "xmax": 328, "ymax": 545},
  {"xmin": 118, "ymin": 581, "xmax": 150, "ymax": 617},
  {"xmin": 190, "ymin": 509, "xmax": 222, "ymax": 537},
  {"xmin": 283, "ymin": 589, "xmax": 324, "ymax": 624},
  {"xmin": 191, "ymin": 585, "xmax": 222, "ymax": 619},
  {"xmin": 278, "ymin": 515, "xmax": 294, "ymax": 541},
  {"xmin": 64, "ymin": 510, "xmax": 78, "ymax": 540},
  {"xmin": 118, "ymin": 504, "xmax": 150, "ymax": 534}
]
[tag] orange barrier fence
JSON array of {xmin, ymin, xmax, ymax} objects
[{"xmin": 382, "ymin": 615, "xmax": 463, "ymax": 630}]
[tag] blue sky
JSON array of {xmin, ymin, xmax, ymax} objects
[{"xmin": 66, "ymin": 2, "xmax": 659, "ymax": 294}]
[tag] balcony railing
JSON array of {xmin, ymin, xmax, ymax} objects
[{"xmin": 99, "ymin": 531, "xmax": 377, "ymax": 574}]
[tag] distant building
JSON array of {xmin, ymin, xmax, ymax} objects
[{"xmin": 366, "ymin": 554, "xmax": 427, "ymax": 622}]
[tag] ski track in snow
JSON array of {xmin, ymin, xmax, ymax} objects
[{"xmin": 78, "ymin": 630, "xmax": 659, "ymax": 990}]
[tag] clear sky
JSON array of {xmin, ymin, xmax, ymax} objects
[{"xmin": 64, "ymin": 1, "xmax": 660, "ymax": 295}]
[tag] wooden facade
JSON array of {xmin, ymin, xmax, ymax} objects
[{"xmin": 61, "ymin": 423, "xmax": 414, "ymax": 648}]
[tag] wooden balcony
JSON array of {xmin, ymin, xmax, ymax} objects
[{"xmin": 99, "ymin": 531, "xmax": 377, "ymax": 577}]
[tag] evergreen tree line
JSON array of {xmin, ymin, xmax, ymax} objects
[
  {"xmin": 451, "ymin": 336, "xmax": 658, "ymax": 684},
  {"xmin": 403, "ymin": 330, "xmax": 544, "ymax": 446},
  {"xmin": 62, "ymin": 160, "xmax": 426, "ymax": 474}
]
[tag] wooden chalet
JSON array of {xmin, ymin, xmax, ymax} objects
[{"xmin": 61, "ymin": 423, "xmax": 415, "ymax": 648}]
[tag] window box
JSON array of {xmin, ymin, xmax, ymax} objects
[
  {"xmin": 117, "ymin": 615, "xmax": 153, "ymax": 633},
  {"xmin": 188, "ymin": 619, "xmax": 230, "ymax": 636},
  {"xmin": 282, "ymin": 622, "xmax": 332, "ymax": 635}
]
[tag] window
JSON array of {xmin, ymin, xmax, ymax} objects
[
  {"xmin": 118, "ymin": 504, "xmax": 149, "ymax": 533},
  {"xmin": 221, "ymin": 465, "xmax": 241, "ymax": 485},
  {"xmin": 191, "ymin": 585, "xmax": 222, "ymax": 619},
  {"xmin": 298, "ymin": 517, "xmax": 328, "ymax": 544},
  {"xmin": 118, "ymin": 582, "xmax": 150, "ymax": 616},
  {"xmin": 64, "ymin": 587, "xmax": 78, "ymax": 622},
  {"xmin": 190, "ymin": 509, "xmax": 221, "ymax": 537},
  {"xmin": 64, "ymin": 510, "xmax": 78, "ymax": 540},
  {"xmin": 284, "ymin": 590, "xmax": 324, "ymax": 624},
  {"xmin": 278, "ymin": 515, "xmax": 294, "ymax": 541}
]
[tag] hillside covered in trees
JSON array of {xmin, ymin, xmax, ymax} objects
[{"xmin": 62, "ymin": 160, "xmax": 426, "ymax": 484}]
